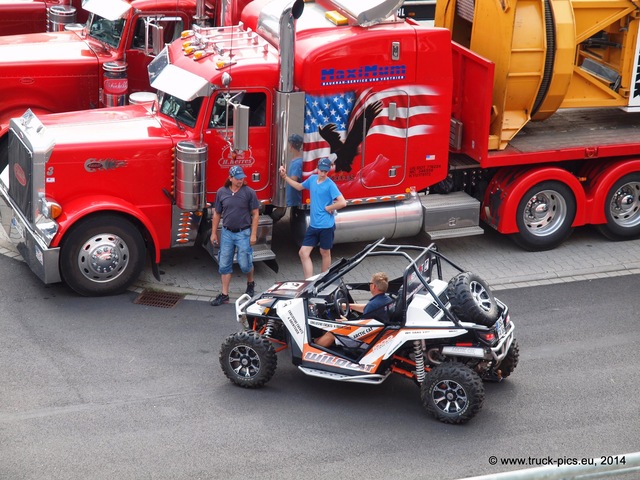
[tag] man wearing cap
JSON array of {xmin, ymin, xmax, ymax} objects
[
  {"xmin": 210, "ymin": 166, "xmax": 260, "ymax": 306},
  {"xmin": 286, "ymin": 133, "xmax": 304, "ymax": 207},
  {"xmin": 279, "ymin": 157, "xmax": 347, "ymax": 278}
]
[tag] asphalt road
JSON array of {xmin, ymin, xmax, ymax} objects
[{"xmin": 1, "ymin": 253, "xmax": 638, "ymax": 479}]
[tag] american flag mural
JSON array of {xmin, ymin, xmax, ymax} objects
[
  {"xmin": 301, "ymin": 85, "xmax": 444, "ymax": 198},
  {"xmin": 303, "ymin": 91, "xmax": 356, "ymax": 170}
]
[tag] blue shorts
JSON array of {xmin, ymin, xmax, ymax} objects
[
  {"xmin": 302, "ymin": 225, "xmax": 335, "ymax": 250},
  {"xmin": 218, "ymin": 228, "xmax": 254, "ymax": 275}
]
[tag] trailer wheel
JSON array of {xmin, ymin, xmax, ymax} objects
[
  {"xmin": 597, "ymin": 174, "xmax": 640, "ymax": 241},
  {"xmin": 60, "ymin": 215, "xmax": 146, "ymax": 296},
  {"xmin": 447, "ymin": 272, "xmax": 499, "ymax": 327},
  {"xmin": 513, "ymin": 181, "xmax": 576, "ymax": 251},
  {"xmin": 421, "ymin": 362, "xmax": 485, "ymax": 424}
]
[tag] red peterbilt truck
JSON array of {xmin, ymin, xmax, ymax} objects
[
  {"xmin": 0, "ymin": 0, "xmax": 87, "ymax": 36},
  {"xmin": 0, "ymin": 0, "xmax": 224, "ymax": 139},
  {"xmin": 2, "ymin": 0, "xmax": 640, "ymax": 296}
]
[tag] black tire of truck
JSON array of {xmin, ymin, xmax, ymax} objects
[
  {"xmin": 447, "ymin": 272, "xmax": 499, "ymax": 327},
  {"xmin": 219, "ymin": 331, "xmax": 277, "ymax": 389},
  {"xmin": 597, "ymin": 173, "xmax": 640, "ymax": 241},
  {"xmin": 512, "ymin": 180, "xmax": 576, "ymax": 251},
  {"xmin": 498, "ymin": 338, "xmax": 520, "ymax": 379},
  {"xmin": 421, "ymin": 362, "xmax": 485, "ymax": 424},
  {"xmin": 59, "ymin": 214, "xmax": 146, "ymax": 296}
]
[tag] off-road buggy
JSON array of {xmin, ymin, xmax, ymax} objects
[{"xmin": 219, "ymin": 239, "xmax": 518, "ymax": 424}]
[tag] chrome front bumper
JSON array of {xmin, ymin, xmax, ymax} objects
[{"xmin": 0, "ymin": 181, "xmax": 61, "ymax": 284}]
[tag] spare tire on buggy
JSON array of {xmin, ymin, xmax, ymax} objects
[{"xmin": 447, "ymin": 272, "xmax": 499, "ymax": 327}]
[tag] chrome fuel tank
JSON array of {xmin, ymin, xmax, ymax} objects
[{"xmin": 290, "ymin": 194, "xmax": 423, "ymax": 245}]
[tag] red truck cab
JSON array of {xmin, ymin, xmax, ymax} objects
[
  {"xmin": 0, "ymin": 0, "xmax": 202, "ymax": 137},
  {"xmin": 0, "ymin": 0, "xmax": 88, "ymax": 36}
]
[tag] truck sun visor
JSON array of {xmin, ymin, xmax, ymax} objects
[
  {"xmin": 83, "ymin": 0, "xmax": 131, "ymax": 21},
  {"xmin": 150, "ymin": 64, "xmax": 210, "ymax": 102}
]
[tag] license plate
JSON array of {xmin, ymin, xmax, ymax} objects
[{"xmin": 495, "ymin": 318, "xmax": 506, "ymax": 339}]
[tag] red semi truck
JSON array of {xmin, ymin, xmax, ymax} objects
[
  {"xmin": 0, "ymin": 0, "xmax": 226, "ymax": 138},
  {"xmin": 2, "ymin": 0, "xmax": 640, "ymax": 296},
  {"xmin": 0, "ymin": 0, "xmax": 87, "ymax": 36}
]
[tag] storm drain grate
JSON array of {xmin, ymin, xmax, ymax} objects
[{"xmin": 133, "ymin": 290, "xmax": 184, "ymax": 308}]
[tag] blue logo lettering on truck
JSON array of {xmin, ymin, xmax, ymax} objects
[{"xmin": 321, "ymin": 64, "xmax": 406, "ymax": 86}]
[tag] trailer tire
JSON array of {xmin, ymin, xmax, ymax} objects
[
  {"xmin": 60, "ymin": 214, "xmax": 146, "ymax": 296},
  {"xmin": 447, "ymin": 272, "xmax": 499, "ymax": 327},
  {"xmin": 597, "ymin": 173, "xmax": 640, "ymax": 241},
  {"xmin": 513, "ymin": 181, "xmax": 576, "ymax": 251}
]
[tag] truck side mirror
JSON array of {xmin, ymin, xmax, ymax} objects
[
  {"xmin": 233, "ymin": 105, "xmax": 250, "ymax": 152},
  {"xmin": 148, "ymin": 23, "xmax": 165, "ymax": 56}
]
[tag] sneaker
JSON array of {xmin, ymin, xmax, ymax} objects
[
  {"xmin": 211, "ymin": 293, "xmax": 229, "ymax": 306},
  {"xmin": 245, "ymin": 281, "xmax": 255, "ymax": 297}
]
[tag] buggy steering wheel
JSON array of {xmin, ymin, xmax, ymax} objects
[{"xmin": 334, "ymin": 285, "xmax": 350, "ymax": 317}]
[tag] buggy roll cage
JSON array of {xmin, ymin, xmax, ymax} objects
[{"xmin": 310, "ymin": 238, "xmax": 497, "ymax": 331}]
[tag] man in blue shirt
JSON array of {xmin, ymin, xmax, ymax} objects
[
  {"xmin": 285, "ymin": 134, "xmax": 303, "ymax": 207},
  {"xmin": 279, "ymin": 157, "xmax": 347, "ymax": 278},
  {"xmin": 314, "ymin": 272, "xmax": 394, "ymax": 348}
]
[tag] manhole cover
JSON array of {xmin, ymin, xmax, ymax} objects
[{"xmin": 133, "ymin": 290, "xmax": 184, "ymax": 308}]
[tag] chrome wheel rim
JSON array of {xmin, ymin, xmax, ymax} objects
[
  {"xmin": 609, "ymin": 181, "xmax": 640, "ymax": 227},
  {"xmin": 77, "ymin": 233, "xmax": 129, "ymax": 283},
  {"xmin": 521, "ymin": 189, "xmax": 568, "ymax": 237}
]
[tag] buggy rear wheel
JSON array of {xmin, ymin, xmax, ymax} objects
[
  {"xmin": 219, "ymin": 331, "xmax": 277, "ymax": 388},
  {"xmin": 421, "ymin": 362, "xmax": 484, "ymax": 424},
  {"xmin": 447, "ymin": 272, "xmax": 499, "ymax": 327},
  {"xmin": 498, "ymin": 338, "xmax": 520, "ymax": 379}
]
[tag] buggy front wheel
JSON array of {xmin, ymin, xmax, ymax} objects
[
  {"xmin": 421, "ymin": 362, "xmax": 485, "ymax": 424},
  {"xmin": 219, "ymin": 331, "xmax": 277, "ymax": 388}
]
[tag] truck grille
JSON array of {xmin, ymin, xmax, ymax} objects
[{"xmin": 8, "ymin": 130, "xmax": 34, "ymax": 222}]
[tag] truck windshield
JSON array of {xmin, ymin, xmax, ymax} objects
[
  {"xmin": 159, "ymin": 93, "xmax": 204, "ymax": 128},
  {"xmin": 87, "ymin": 14, "xmax": 126, "ymax": 49}
]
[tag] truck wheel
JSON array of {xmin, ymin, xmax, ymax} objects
[
  {"xmin": 513, "ymin": 181, "xmax": 576, "ymax": 251},
  {"xmin": 498, "ymin": 339, "xmax": 520, "ymax": 379},
  {"xmin": 447, "ymin": 272, "xmax": 499, "ymax": 327},
  {"xmin": 60, "ymin": 215, "xmax": 146, "ymax": 296},
  {"xmin": 597, "ymin": 174, "xmax": 640, "ymax": 241},
  {"xmin": 421, "ymin": 362, "xmax": 485, "ymax": 424},
  {"xmin": 219, "ymin": 331, "xmax": 277, "ymax": 388}
]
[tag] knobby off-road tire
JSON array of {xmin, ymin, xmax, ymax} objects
[
  {"xmin": 421, "ymin": 362, "xmax": 485, "ymax": 424},
  {"xmin": 59, "ymin": 214, "xmax": 146, "ymax": 296},
  {"xmin": 597, "ymin": 173, "xmax": 640, "ymax": 241},
  {"xmin": 498, "ymin": 338, "xmax": 520, "ymax": 379},
  {"xmin": 219, "ymin": 331, "xmax": 277, "ymax": 388},
  {"xmin": 447, "ymin": 272, "xmax": 499, "ymax": 327}
]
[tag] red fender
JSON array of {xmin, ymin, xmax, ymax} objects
[
  {"xmin": 482, "ymin": 167, "xmax": 586, "ymax": 234},
  {"xmin": 579, "ymin": 159, "xmax": 640, "ymax": 224},
  {"xmin": 50, "ymin": 195, "xmax": 162, "ymax": 263}
]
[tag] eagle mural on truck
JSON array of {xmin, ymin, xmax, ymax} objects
[{"xmin": 318, "ymin": 100, "xmax": 383, "ymax": 173}]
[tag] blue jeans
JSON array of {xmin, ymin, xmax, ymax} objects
[{"xmin": 218, "ymin": 228, "xmax": 253, "ymax": 275}]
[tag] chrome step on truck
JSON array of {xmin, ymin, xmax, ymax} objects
[{"xmin": 421, "ymin": 191, "xmax": 485, "ymax": 240}]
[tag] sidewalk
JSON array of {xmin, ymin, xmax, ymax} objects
[{"xmin": 3, "ymin": 219, "xmax": 640, "ymax": 302}]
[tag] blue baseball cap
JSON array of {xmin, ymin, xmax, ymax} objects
[
  {"xmin": 317, "ymin": 157, "xmax": 332, "ymax": 172},
  {"xmin": 229, "ymin": 166, "xmax": 246, "ymax": 179},
  {"xmin": 288, "ymin": 133, "xmax": 303, "ymax": 150}
]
